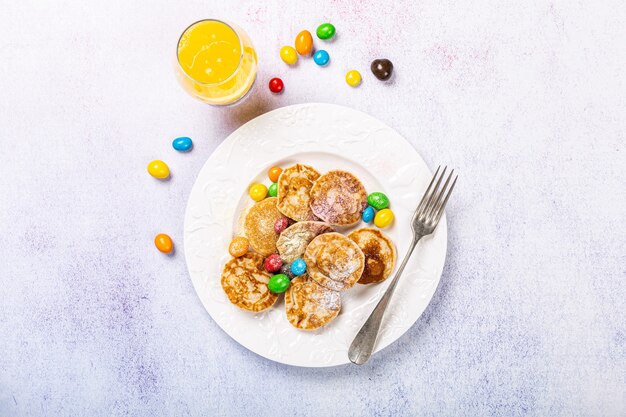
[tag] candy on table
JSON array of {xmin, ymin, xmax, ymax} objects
[
  {"xmin": 268, "ymin": 166, "xmax": 283, "ymax": 182},
  {"xmin": 290, "ymin": 258, "xmax": 307, "ymax": 276},
  {"xmin": 316, "ymin": 23, "xmax": 336, "ymax": 40},
  {"xmin": 362, "ymin": 206, "xmax": 375, "ymax": 223},
  {"xmin": 269, "ymin": 77, "xmax": 284, "ymax": 93},
  {"xmin": 264, "ymin": 254, "xmax": 283, "ymax": 273},
  {"xmin": 154, "ymin": 233, "xmax": 173, "ymax": 253},
  {"xmin": 371, "ymin": 59, "xmax": 393, "ymax": 81},
  {"xmin": 268, "ymin": 182, "xmax": 278, "ymax": 197},
  {"xmin": 313, "ymin": 50, "xmax": 330, "ymax": 66},
  {"xmin": 268, "ymin": 273, "xmax": 291, "ymax": 293},
  {"xmin": 367, "ymin": 192, "xmax": 390, "ymax": 210},
  {"xmin": 345, "ymin": 70, "xmax": 362, "ymax": 87},
  {"xmin": 274, "ymin": 217, "xmax": 289, "ymax": 234},
  {"xmin": 228, "ymin": 236, "xmax": 249, "ymax": 257},
  {"xmin": 295, "ymin": 30, "xmax": 313, "ymax": 56},
  {"xmin": 147, "ymin": 160, "xmax": 170, "ymax": 179},
  {"xmin": 374, "ymin": 208, "xmax": 394, "ymax": 228},
  {"xmin": 249, "ymin": 183, "xmax": 268, "ymax": 201},
  {"xmin": 280, "ymin": 45, "xmax": 298, "ymax": 65},
  {"xmin": 280, "ymin": 263, "xmax": 296, "ymax": 280},
  {"xmin": 172, "ymin": 136, "xmax": 193, "ymax": 152}
]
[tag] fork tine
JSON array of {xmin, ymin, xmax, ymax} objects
[
  {"xmin": 422, "ymin": 166, "xmax": 447, "ymax": 217},
  {"xmin": 415, "ymin": 165, "xmax": 441, "ymax": 214},
  {"xmin": 432, "ymin": 174, "xmax": 457, "ymax": 224}
]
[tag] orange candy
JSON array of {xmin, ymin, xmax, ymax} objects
[
  {"xmin": 295, "ymin": 30, "xmax": 313, "ymax": 56},
  {"xmin": 154, "ymin": 233, "xmax": 173, "ymax": 253},
  {"xmin": 268, "ymin": 166, "xmax": 282, "ymax": 182},
  {"xmin": 229, "ymin": 236, "xmax": 249, "ymax": 257}
]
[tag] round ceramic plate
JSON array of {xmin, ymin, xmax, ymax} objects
[{"xmin": 184, "ymin": 103, "xmax": 447, "ymax": 367}]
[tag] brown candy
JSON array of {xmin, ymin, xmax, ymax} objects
[{"xmin": 370, "ymin": 59, "xmax": 393, "ymax": 81}]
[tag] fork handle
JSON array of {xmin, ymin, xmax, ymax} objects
[{"xmin": 348, "ymin": 235, "xmax": 422, "ymax": 365}]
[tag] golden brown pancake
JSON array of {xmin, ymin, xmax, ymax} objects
[
  {"xmin": 348, "ymin": 228, "xmax": 396, "ymax": 284},
  {"xmin": 309, "ymin": 170, "xmax": 368, "ymax": 226},
  {"xmin": 221, "ymin": 252, "xmax": 278, "ymax": 312},
  {"xmin": 276, "ymin": 221, "xmax": 334, "ymax": 263},
  {"xmin": 285, "ymin": 276, "xmax": 341, "ymax": 330},
  {"xmin": 244, "ymin": 197, "xmax": 283, "ymax": 256},
  {"xmin": 304, "ymin": 232, "xmax": 365, "ymax": 292},
  {"xmin": 276, "ymin": 164, "xmax": 321, "ymax": 221}
]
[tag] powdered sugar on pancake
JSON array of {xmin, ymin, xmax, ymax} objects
[
  {"xmin": 276, "ymin": 221, "xmax": 334, "ymax": 263},
  {"xmin": 309, "ymin": 170, "xmax": 367, "ymax": 226},
  {"xmin": 285, "ymin": 276, "xmax": 341, "ymax": 330},
  {"xmin": 304, "ymin": 232, "xmax": 365, "ymax": 292},
  {"xmin": 276, "ymin": 164, "xmax": 320, "ymax": 221}
]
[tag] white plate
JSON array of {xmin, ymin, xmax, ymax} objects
[{"xmin": 184, "ymin": 103, "xmax": 447, "ymax": 367}]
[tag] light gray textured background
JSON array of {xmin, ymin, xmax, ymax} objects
[{"xmin": 1, "ymin": 1, "xmax": 624, "ymax": 416}]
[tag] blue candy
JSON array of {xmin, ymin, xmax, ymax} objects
[
  {"xmin": 290, "ymin": 258, "xmax": 307, "ymax": 276},
  {"xmin": 172, "ymin": 136, "xmax": 193, "ymax": 152},
  {"xmin": 362, "ymin": 206, "xmax": 375, "ymax": 223},
  {"xmin": 313, "ymin": 50, "xmax": 330, "ymax": 66}
]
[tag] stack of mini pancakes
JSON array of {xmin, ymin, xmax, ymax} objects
[{"xmin": 221, "ymin": 164, "xmax": 397, "ymax": 331}]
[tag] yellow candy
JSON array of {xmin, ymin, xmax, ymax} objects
[
  {"xmin": 147, "ymin": 160, "xmax": 170, "ymax": 179},
  {"xmin": 345, "ymin": 70, "xmax": 362, "ymax": 87},
  {"xmin": 374, "ymin": 208, "xmax": 394, "ymax": 228},
  {"xmin": 280, "ymin": 46, "xmax": 298, "ymax": 65},
  {"xmin": 249, "ymin": 183, "xmax": 268, "ymax": 201}
]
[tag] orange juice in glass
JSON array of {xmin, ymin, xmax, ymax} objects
[{"xmin": 175, "ymin": 19, "xmax": 258, "ymax": 106}]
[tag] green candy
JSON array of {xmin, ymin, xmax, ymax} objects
[
  {"xmin": 316, "ymin": 23, "xmax": 336, "ymax": 40},
  {"xmin": 268, "ymin": 274, "xmax": 290, "ymax": 293},
  {"xmin": 268, "ymin": 182, "xmax": 278, "ymax": 197},
  {"xmin": 367, "ymin": 192, "xmax": 390, "ymax": 210}
]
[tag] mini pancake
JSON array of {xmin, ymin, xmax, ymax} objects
[
  {"xmin": 244, "ymin": 197, "xmax": 283, "ymax": 256},
  {"xmin": 276, "ymin": 221, "xmax": 334, "ymax": 263},
  {"xmin": 285, "ymin": 276, "xmax": 341, "ymax": 330},
  {"xmin": 309, "ymin": 170, "xmax": 368, "ymax": 226},
  {"xmin": 276, "ymin": 164, "xmax": 321, "ymax": 221},
  {"xmin": 221, "ymin": 252, "xmax": 278, "ymax": 312},
  {"xmin": 348, "ymin": 228, "xmax": 397, "ymax": 284},
  {"xmin": 304, "ymin": 232, "xmax": 365, "ymax": 292}
]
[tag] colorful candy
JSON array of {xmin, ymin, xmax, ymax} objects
[
  {"xmin": 362, "ymin": 206, "xmax": 375, "ymax": 223},
  {"xmin": 371, "ymin": 59, "xmax": 393, "ymax": 81},
  {"xmin": 228, "ymin": 236, "xmax": 249, "ymax": 257},
  {"xmin": 295, "ymin": 30, "xmax": 313, "ymax": 56},
  {"xmin": 367, "ymin": 192, "xmax": 390, "ymax": 210},
  {"xmin": 280, "ymin": 263, "xmax": 296, "ymax": 280},
  {"xmin": 274, "ymin": 217, "xmax": 289, "ymax": 234},
  {"xmin": 264, "ymin": 254, "xmax": 283, "ymax": 273},
  {"xmin": 280, "ymin": 45, "xmax": 298, "ymax": 65},
  {"xmin": 313, "ymin": 50, "xmax": 330, "ymax": 66},
  {"xmin": 154, "ymin": 233, "xmax": 173, "ymax": 253},
  {"xmin": 268, "ymin": 166, "xmax": 283, "ymax": 182},
  {"xmin": 374, "ymin": 208, "xmax": 394, "ymax": 228},
  {"xmin": 316, "ymin": 23, "xmax": 336, "ymax": 40},
  {"xmin": 290, "ymin": 258, "xmax": 307, "ymax": 276},
  {"xmin": 249, "ymin": 183, "xmax": 268, "ymax": 201},
  {"xmin": 147, "ymin": 160, "xmax": 170, "ymax": 179},
  {"xmin": 268, "ymin": 182, "xmax": 278, "ymax": 197},
  {"xmin": 268, "ymin": 274, "xmax": 290, "ymax": 293},
  {"xmin": 269, "ymin": 77, "xmax": 284, "ymax": 94},
  {"xmin": 345, "ymin": 70, "xmax": 362, "ymax": 87},
  {"xmin": 172, "ymin": 136, "xmax": 193, "ymax": 152}
]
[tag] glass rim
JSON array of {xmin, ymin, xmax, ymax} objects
[{"xmin": 175, "ymin": 18, "xmax": 244, "ymax": 86}]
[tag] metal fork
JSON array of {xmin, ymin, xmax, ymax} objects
[{"xmin": 348, "ymin": 166, "xmax": 457, "ymax": 365}]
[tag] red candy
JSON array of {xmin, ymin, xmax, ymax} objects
[
  {"xmin": 269, "ymin": 77, "xmax": 284, "ymax": 94},
  {"xmin": 274, "ymin": 217, "xmax": 289, "ymax": 234},
  {"xmin": 264, "ymin": 254, "xmax": 283, "ymax": 273}
]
